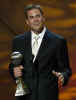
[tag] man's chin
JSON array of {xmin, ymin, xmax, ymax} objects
[
  {"xmin": 33, "ymin": 26, "xmax": 43, "ymax": 31},
  {"xmin": 32, "ymin": 28, "xmax": 43, "ymax": 34},
  {"xmin": 32, "ymin": 27, "xmax": 41, "ymax": 32}
]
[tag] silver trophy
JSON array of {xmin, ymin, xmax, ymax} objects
[{"xmin": 11, "ymin": 51, "xmax": 30, "ymax": 96}]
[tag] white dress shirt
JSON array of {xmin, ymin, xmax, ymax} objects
[{"xmin": 31, "ymin": 27, "xmax": 46, "ymax": 61}]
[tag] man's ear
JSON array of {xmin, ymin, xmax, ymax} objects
[{"xmin": 25, "ymin": 19, "xmax": 29, "ymax": 25}]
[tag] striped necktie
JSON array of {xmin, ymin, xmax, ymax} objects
[{"xmin": 32, "ymin": 35, "xmax": 40, "ymax": 57}]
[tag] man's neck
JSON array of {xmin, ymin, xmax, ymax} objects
[{"xmin": 31, "ymin": 26, "xmax": 44, "ymax": 35}]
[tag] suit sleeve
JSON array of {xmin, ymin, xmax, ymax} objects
[
  {"xmin": 56, "ymin": 38, "xmax": 72, "ymax": 86},
  {"xmin": 9, "ymin": 38, "xmax": 17, "ymax": 80},
  {"xmin": 9, "ymin": 36, "xmax": 25, "ymax": 80}
]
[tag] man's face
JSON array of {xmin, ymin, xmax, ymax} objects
[{"xmin": 26, "ymin": 9, "xmax": 45, "ymax": 33}]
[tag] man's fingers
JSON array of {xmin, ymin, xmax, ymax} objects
[
  {"xmin": 52, "ymin": 70, "xmax": 64, "ymax": 82},
  {"xmin": 13, "ymin": 65, "xmax": 23, "ymax": 78},
  {"xmin": 59, "ymin": 74, "xmax": 64, "ymax": 80},
  {"xmin": 52, "ymin": 70, "xmax": 64, "ymax": 88}
]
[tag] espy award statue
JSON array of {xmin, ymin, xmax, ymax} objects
[{"xmin": 10, "ymin": 51, "xmax": 30, "ymax": 96}]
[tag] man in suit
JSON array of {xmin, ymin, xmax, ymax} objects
[{"xmin": 9, "ymin": 4, "xmax": 72, "ymax": 100}]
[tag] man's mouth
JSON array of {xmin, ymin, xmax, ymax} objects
[{"xmin": 33, "ymin": 22, "xmax": 41, "ymax": 25}]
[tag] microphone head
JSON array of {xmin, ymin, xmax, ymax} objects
[{"xmin": 10, "ymin": 51, "xmax": 23, "ymax": 66}]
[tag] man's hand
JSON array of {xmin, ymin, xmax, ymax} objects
[
  {"xmin": 52, "ymin": 70, "xmax": 64, "ymax": 88},
  {"xmin": 13, "ymin": 65, "xmax": 24, "ymax": 78}
]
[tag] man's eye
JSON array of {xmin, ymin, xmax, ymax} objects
[
  {"xmin": 36, "ymin": 15, "xmax": 41, "ymax": 17},
  {"xmin": 29, "ymin": 16, "xmax": 34, "ymax": 19},
  {"xmin": 29, "ymin": 14, "xmax": 41, "ymax": 19}
]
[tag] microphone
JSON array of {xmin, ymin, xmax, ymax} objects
[{"xmin": 10, "ymin": 51, "xmax": 30, "ymax": 96}]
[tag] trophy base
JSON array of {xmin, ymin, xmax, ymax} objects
[
  {"xmin": 15, "ymin": 87, "xmax": 30, "ymax": 96},
  {"xmin": 15, "ymin": 79, "xmax": 30, "ymax": 96},
  {"xmin": 15, "ymin": 89, "xmax": 26, "ymax": 96}
]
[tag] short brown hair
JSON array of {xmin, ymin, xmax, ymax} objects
[{"xmin": 24, "ymin": 4, "xmax": 44, "ymax": 19}]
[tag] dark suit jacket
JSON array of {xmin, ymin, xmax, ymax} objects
[{"xmin": 9, "ymin": 29, "xmax": 72, "ymax": 100}]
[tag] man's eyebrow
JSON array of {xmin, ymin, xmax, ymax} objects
[{"xmin": 29, "ymin": 14, "xmax": 41, "ymax": 17}]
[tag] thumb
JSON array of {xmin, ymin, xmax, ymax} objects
[
  {"xmin": 19, "ymin": 65, "xmax": 24, "ymax": 69},
  {"xmin": 52, "ymin": 70, "xmax": 59, "ymax": 77}
]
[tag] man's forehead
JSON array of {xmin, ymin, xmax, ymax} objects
[{"xmin": 27, "ymin": 9, "xmax": 41, "ymax": 14}]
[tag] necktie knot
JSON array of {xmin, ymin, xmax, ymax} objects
[
  {"xmin": 34, "ymin": 35, "xmax": 40, "ymax": 45},
  {"xmin": 34, "ymin": 35, "xmax": 40, "ymax": 41}
]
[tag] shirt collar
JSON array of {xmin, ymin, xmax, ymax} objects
[{"xmin": 31, "ymin": 27, "xmax": 46, "ymax": 40}]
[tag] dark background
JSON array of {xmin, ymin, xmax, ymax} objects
[{"xmin": 0, "ymin": 0, "xmax": 76, "ymax": 100}]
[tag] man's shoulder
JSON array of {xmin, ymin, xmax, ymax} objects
[
  {"xmin": 47, "ymin": 30, "xmax": 65, "ymax": 41},
  {"xmin": 13, "ymin": 31, "xmax": 30, "ymax": 40},
  {"xmin": 13, "ymin": 33, "xmax": 25, "ymax": 40},
  {"xmin": 13, "ymin": 31, "xmax": 29, "ymax": 42}
]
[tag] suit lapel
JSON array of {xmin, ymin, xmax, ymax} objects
[
  {"xmin": 34, "ymin": 29, "xmax": 50, "ymax": 62},
  {"xmin": 24, "ymin": 32, "xmax": 33, "ymax": 62},
  {"xmin": 25, "ymin": 29, "xmax": 52, "ymax": 63}
]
